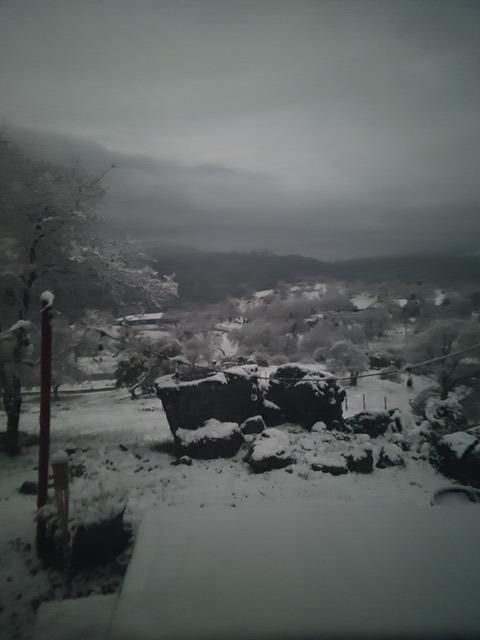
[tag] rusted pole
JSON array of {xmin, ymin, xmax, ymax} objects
[{"xmin": 37, "ymin": 292, "xmax": 54, "ymax": 554}]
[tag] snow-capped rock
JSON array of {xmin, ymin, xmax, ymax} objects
[{"xmin": 246, "ymin": 428, "xmax": 295, "ymax": 473}]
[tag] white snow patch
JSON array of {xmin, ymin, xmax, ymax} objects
[
  {"xmin": 254, "ymin": 289, "xmax": 274, "ymax": 299},
  {"xmin": 250, "ymin": 428, "xmax": 290, "ymax": 462},
  {"xmin": 69, "ymin": 476, "xmax": 128, "ymax": 529},
  {"xmin": 434, "ymin": 289, "xmax": 446, "ymax": 306},
  {"xmin": 441, "ymin": 432, "xmax": 477, "ymax": 458},
  {"xmin": 35, "ymin": 594, "xmax": 116, "ymax": 640},
  {"xmin": 348, "ymin": 444, "xmax": 372, "ymax": 461},
  {"xmin": 51, "ymin": 449, "xmax": 69, "ymax": 465},
  {"xmin": 40, "ymin": 290, "xmax": 55, "ymax": 306},
  {"xmin": 117, "ymin": 312, "xmax": 165, "ymax": 323},
  {"xmin": 351, "ymin": 293, "xmax": 377, "ymax": 310},
  {"xmin": 176, "ymin": 419, "xmax": 239, "ymax": 445},
  {"xmin": 156, "ymin": 371, "xmax": 227, "ymax": 389},
  {"xmin": 311, "ymin": 421, "xmax": 327, "ymax": 432}
]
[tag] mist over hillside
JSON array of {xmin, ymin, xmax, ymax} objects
[{"xmin": 149, "ymin": 247, "xmax": 480, "ymax": 303}]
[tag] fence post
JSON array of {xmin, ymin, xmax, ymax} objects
[
  {"xmin": 384, "ymin": 396, "xmax": 387, "ymax": 411},
  {"xmin": 362, "ymin": 394, "xmax": 366, "ymax": 411},
  {"xmin": 345, "ymin": 394, "xmax": 348, "ymax": 411},
  {"xmin": 37, "ymin": 292, "xmax": 54, "ymax": 555}
]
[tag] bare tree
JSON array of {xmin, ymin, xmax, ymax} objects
[{"xmin": 0, "ymin": 133, "xmax": 177, "ymax": 451}]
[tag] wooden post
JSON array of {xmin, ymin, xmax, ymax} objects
[
  {"xmin": 37, "ymin": 292, "xmax": 54, "ymax": 555},
  {"xmin": 52, "ymin": 450, "xmax": 71, "ymax": 587},
  {"xmin": 362, "ymin": 394, "xmax": 366, "ymax": 411},
  {"xmin": 345, "ymin": 394, "xmax": 348, "ymax": 411},
  {"xmin": 384, "ymin": 396, "xmax": 387, "ymax": 411}
]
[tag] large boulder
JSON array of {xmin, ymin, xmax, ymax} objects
[
  {"xmin": 265, "ymin": 364, "xmax": 345, "ymax": 430},
  {"xmin": 344, "ymin": 410, "xmax": 402, "ymax": 438},
  {"xmin": 175, "ymin": 419, "xmax": 243, "ymax": 459},
  {"xmin": 430, "ymin": 430, "xmax": 480, "ymax": 487},
  {"xmin": 246, "ymin": 428, "xmax": 295, "ymax": 473},
  {"xmin": 156, "ymin": 369, "xmax": 260, "ymax": 436}
]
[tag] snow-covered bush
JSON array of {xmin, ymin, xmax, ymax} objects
[
  {"xmin": 406, "ymin": 319, "xmax": 480, "ymax": 399},
  {"xmin": 38, "ymin": 476, "xmax": 127, "ymax": 533},
  {"xmin": 409, "ymin": 386, "xmax": 440, "ymax": 419},
  {"xmin": 115, "ymin": 335, "xmax": 182, "ymax": 397},
  {"xmin": 424, "ymin": 394, "xmax": 468, "ymax": 439},
  {"xmin": 326, "ymin": 339, "xmax": 368, "ymax": 385},
  {"xmin": 36, "ymin": 475, "xmax": 129, "ymax": 567}
]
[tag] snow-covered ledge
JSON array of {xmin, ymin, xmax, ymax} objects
[{"xmin": 107, "ymin": 503, "xmax": 480, "ymax": 639}]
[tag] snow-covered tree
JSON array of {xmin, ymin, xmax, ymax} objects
[
  {"xmin": 407, "ymin": 319, "xmax": 480, "ymax": 399},
  {"xmin": 114, "ymin": 333, "xmax": 182, "ymax": 398},
  {"xmin": 326, "ymin": 339, "xmax": 369, "ymax": 385},
  {"xmin": 0, "ymin": 132, "xmax": 177, "ymax": 451},
  {"xmin": 318, "ymin": 286, "xmax": 355, "ymax": 312},
  {"xmin": 70, "ymin": 241, "xmax": 177, "ymax": 314}
]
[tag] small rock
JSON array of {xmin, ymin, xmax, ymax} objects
[
  {"xmin": 119, "ymin": 444, "xmax": 129, "ymax": 452},
  {"xmin": 376, "ymin": 443, "xmax": 405, "ymax": 469},
  {"xmin": 240, "ymin": 415, "xmax": 266, "ymax": 435},
  {"xmin": 18, "ymin": 481, "xmax": 38, "ymax": 496},
  {"xmin": 346, "ymin": 446, "xmax": 373, "ymax": 473},
  {"xmin": 171, "ymin": 456, "xmax": 193, "ymax": 467},
  {"xmin": 311, "ymin": 455, "xmax": 348, "ymax": 476}
]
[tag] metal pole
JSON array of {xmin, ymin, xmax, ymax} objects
[{"xmin": 37, "ymin": 294, "xmax": 53, "ymax": 554}]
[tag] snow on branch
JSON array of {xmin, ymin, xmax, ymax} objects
[{"xmin": 0, "ymin": 319, "xmax": 31, "ymax": 340}]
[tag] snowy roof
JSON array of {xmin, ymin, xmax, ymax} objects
[
  {"xmin": 117, "ymin": 312, "xmax": 165, "ymax": 322},
  {"xmin": 253, "ymin": 289, "xmax": 274, "ymax": 299}
]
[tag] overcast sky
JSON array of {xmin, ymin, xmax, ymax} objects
[{"xmin": 1, "ymin": 0, "xmax": 479, "ymax": 259}]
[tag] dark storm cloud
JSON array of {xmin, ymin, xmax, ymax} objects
[{"xmin": 1, "ymin": 0, "xmax": 479, "ymax": 259}]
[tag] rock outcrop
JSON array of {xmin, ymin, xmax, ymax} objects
[{"xmin": 265, "ymin": 364, "xmax": 345, "ymax": 430}]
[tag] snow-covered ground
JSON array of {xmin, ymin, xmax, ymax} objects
[
  {"xmin": 351, "ymin": 292, "xmax": 378, "ymax": 310},
  {"xmin": 0, "ymin": 374, "xmax": 458, "ymax": 639}
]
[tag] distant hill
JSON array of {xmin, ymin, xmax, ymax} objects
[
  {"xmin": 333, "ymin": 254, "xmax": 480, "ymax": 285},
  {"xmin": 150, "ymin": 248, "xmax": 480, "ymax": 303},
  {"xmin": 150, "ymin": 248, "xmax": 334, "ymax": 302}
]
